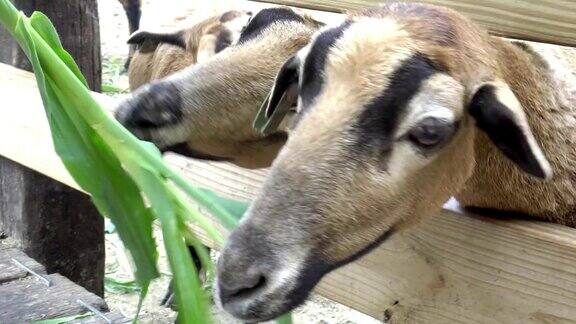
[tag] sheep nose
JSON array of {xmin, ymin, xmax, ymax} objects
[
  {"xmin": 218, "ymin": 265, "xmax": 267, "ymax": 301},
  {"xmin": 115, "ymin": 81, "xmax": 183, "ymax": 129},
  {"xmin": 217, "ymin": 245, "xmax": 270, "ymax": 303}
]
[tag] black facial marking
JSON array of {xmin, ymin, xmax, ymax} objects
[
  {"xmin": 237, "ymin": 8, "xmax": 304, "ymax": 44},
  {"xmin": 120, "ymin": 81, "xmax": 183, "ymax": 129},
  {"xmin": 300, "ymin": 21, "xmax": 352, "ymax": 108},
  {"xmin": 511, "ymin": 41, "xmax": 532, "ymax": 53},
  {"xmin": 127, "ymin": 31, "xmax": 186, "ymax": 49},
  {"xmin": 215, "ymin": 29, "xmax": 233, "ymax": 53},
  {"xmin": 284, "ymin": 227, "xmax": 396, "ymax": 312},
  {"xmin": 468, "ymin": 84, "xmax": 547, "ymax": 179},
  {"xmin": 354, "ymin": 53, "xmax": 445, "ymax": 157}
]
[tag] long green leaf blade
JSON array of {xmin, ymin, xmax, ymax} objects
[
  {"xmin": 29, "ymin": 12, "xmax": 89, "ymax": 87},
  {"xmin": 14, "ymin": 13, "xmax": 159, "ymax": 287},
  {"xmin": 125, "ymin": 161, "xmax": 210, "ymax": 323}
]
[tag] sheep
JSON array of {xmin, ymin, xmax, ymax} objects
[
  {"xmin": 215, "ymin": 3, "xmax": 576, "ymax": 322},
  {"xmin": 115, "ymin": 7, "xmax": 323, "ymax": 169},
  {"xmin": 126, "ymin": 10, "xmax": 252, "ymax": 91}
]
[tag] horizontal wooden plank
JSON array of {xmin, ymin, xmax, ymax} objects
[
  {"xmin": 0, "ymin": 248, "xmax": 46, "ymax": 284},
  {"xmin": 3, "ymin": 63, "xmax": 576, "ymax": 322},
  {"xmin": 252, "ymin": 0, "xmax": 576, "ymax": 47},
  {"xmin": 0, "ymin": 274, "xmax": 107, "ymax": 322},
  {"xmin": 69, "ymin": 311, "xmax": 126, "ymax": 323}
]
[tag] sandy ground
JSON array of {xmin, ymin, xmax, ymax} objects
[{"xmin": 98, "ymin": 0, "xmax": 380, "ymax": 323}]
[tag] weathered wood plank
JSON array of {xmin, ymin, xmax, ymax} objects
[
  {"xmin": 0, "ymin": 157, "xmax": 105, "ymax": 296},
  {"xmin": 0, "ymin": 248, "xmax": 46, "ymax": 284},
  {"xmin": 0, "ymin": 274, "xmax": 107, "ymax": 322},
  {"xmin": 252, "ymin": 0, "xmax": 576, "ymax": 47},
  {"xmin": 3, "ymin": 64, "xmax": 576, "ymax": 322},
  {"xmin": 70, "ymin": 311, "xmax": 126, "ymax": 323}
]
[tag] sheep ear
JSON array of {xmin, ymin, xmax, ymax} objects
[
  {"xmin": 468, "ymin": 81, "xmax": 552, "ymax": 180},
  {"xmin": 127, "ymin": 31, "xmax": 186, "ymax": 50},
  {"xmin": 253, "ymin": 55, "xmax": 300, "ymax": 135},
  {"xmin": 265, "ymin": 55, "xmax": 300, "ymax": 118}
]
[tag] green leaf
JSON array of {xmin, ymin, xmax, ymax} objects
[
  {"xmin": 15, "ymin": 15, "xmax": 159, "ymax": 288},
  {"xmin": 169, "ymin": 184, "xmax": 225, "ymax": 245},
  {"xmin": 29, "ymin": 12, "xmax": 89, "ymax": 88},
  {"xmin": 28, "ymin": 12, "xmax": 61, "ymax": 48},
  {"xmin": 104, "ymin": 277, "xmax": 141, "ymax": 294},
  {"xmin": 51, "ymin": 70, "xmax": 159, "ymax": 287},
  {"xmin": 253, "ymin": 91, "xmax": 292, "ymax": 136},
  {"xmin": 33, "ymin": 312, "xmax": 92, "ymax": 324},
  {"xmin": 253, "ymin": 91, "xmax": 272, "ymax": 134},
  {"xmin": 124, "ymin": 161, "xmax": 211, "ymax": 323},
  {"xmin": 102, "ymin": 83, "xmax": 126, "ymax": 94},
  {"xmin": 275, "ymin": 314, "xmax": 294, "ymax": 324},
  {"xmin": 182, "ymin": 226, "xmax": 214, "ymax": 282},
  {"xmin": 198, "ymin": 189, "xmax": 248, "ymax": 224}
]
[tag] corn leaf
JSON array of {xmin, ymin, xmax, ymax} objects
[
  {"xmin": 33, "ymin": 312, "xmax": 92, "ymax": 324},
  {"xmin": 15, "ymin": 18, "xmax": 158, "ymax": 312},
  {"xmin": 275, "ymin": 314, "xmax": 294, "ymax": 324},
  {"xmin": 29, "ymin": 12, "xmax": 89, "ymax": 88},
  {"xmin": 104, "ymin": 277, "xmax": 141, "ymax": 294},
  {"xmin": 13, "ymin": 15, "xmax": 159, "ymax": 288},
  {"xmin": 123, "ymin": 157, "xmax": 210, "ymax": 323}
]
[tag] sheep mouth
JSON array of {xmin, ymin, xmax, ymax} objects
[
  {"xmin": 217, "ymin": 277, "xmax": 303, "ymax": 322},
  {"xmin": 161, "ymin": 143, "xmax": 231, "ymax": 162}
]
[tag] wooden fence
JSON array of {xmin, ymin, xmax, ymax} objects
[
  {"xmin": 1, "ymin": 0, "xmax": 576, "ymax": 322},
  {"xmin": 254, "ymin": 0, "xmax": 576, "ymax": 46},
  {"xmin": 2, "ymin": 61, "xmax": 576, "ymax": 322}
]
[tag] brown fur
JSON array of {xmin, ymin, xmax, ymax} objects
[
  {"xmin": 457, "ymin": 39, "xmax": 576, "ymax": 225},
  {"xmin": 128, "ymin": 11, "xmax": 249, "ymax": 91}
]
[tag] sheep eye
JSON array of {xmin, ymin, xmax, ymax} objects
[{"xmin": 408, "ymin": 117, "xmax": 453, "ymax": 148}]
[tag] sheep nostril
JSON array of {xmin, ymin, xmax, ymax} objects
[
  {"xmin": 232, "ymin": 275, "xmax": 267, "ymax": 298},
  {"xmin": 219, "ymin": 272, "xmax": 268, "ymax": 301}
]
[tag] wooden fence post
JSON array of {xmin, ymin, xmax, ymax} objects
[{"xmin": 0, "ymin": 0, "xmax": 104, "ymax": 296}]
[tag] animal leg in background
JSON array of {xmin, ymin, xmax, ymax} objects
[{"xmin": 119, "ymin": 0, "xmax": 142, "ymax": 69}]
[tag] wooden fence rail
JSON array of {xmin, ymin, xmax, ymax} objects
[
  {"xmin": 253, "ymin": 0, "xmax": 576, "ymax": 47},
  {"xmin": 2, "ymin": 62, "xmax": 576, "ymax": 322}
]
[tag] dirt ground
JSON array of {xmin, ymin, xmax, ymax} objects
[{"xmin": 98, "ymin": 0, "xmax": 380, "ymax": 323}]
